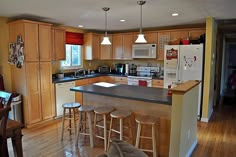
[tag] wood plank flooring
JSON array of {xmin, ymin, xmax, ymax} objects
[{"xmin": 7, "ymin": 104, "xmax": 236, "ymax": 157}]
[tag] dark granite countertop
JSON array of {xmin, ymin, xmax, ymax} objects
[
  {"xmin": 70, "ymin": 83, "xmax": 171, "ymax": 105},
  {"xmin": 53, "ymin": 73, "xmax": 163, "ymax": 83}
]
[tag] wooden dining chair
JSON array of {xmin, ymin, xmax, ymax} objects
[
  {"xmin": 0, "ymin": 90, "xmax": 24, "ymax": 157},
  {"xmin": 0, "ymin": 106, "xmax": 11, "ymax": 156}
]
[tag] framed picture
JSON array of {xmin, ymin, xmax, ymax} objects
[{"xmin": 8, "ymin": 42, "xmax": 24, "ymax": 68}]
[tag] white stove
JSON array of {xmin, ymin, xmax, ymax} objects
[{"xmin": 127, "ymin": 66, "xmax": 159, "ymax": 87}]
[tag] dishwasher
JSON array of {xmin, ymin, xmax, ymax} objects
[{"xmin": 55, "ymin": 81, "xmax": 75, "ymax": 118}]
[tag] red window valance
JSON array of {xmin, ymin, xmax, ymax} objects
[{"xmin": 66, "ymin": 32, "xmax": 84, "ymax": 45}]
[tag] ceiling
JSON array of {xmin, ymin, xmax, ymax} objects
[{"xmin": 0, "ymin": 0, "xmax": 236, "ymax": 31}]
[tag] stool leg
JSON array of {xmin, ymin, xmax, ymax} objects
[
  {"xmin": 129, "ymin": 117, "xmax": 134, "ymax": 144},
  {"xmin": 152, "ymin": 124, "xmax": 157, "ymax": 157},
  {"xmin": 73, "ymin": 108, "xmax": 77, "ymax": 134},
  {"xmin": 93, "ymin": 113, "xmax": 97, "ymax": 143},
  {"xmin": 69, "ymin": 108, "xmax": 72, "ymax": 134},
  {"xmin": 135, "ymin": 122, "xmax": 141, "ymax": 148},
  {"xmin": 107, "ymin": 117, "xmax": 113, "ymax": 150},
  {"xmin": 103, "ymin": 114, "xmax": 107, "ymax": 151},
  {"xmin": 60, "ymin": 108, "xmax": 66, "ymax": 141},
  {"xmin": 87, "ymin": 112, "xmax": 94, "ymax": 148},
  {"xmin": 119, "ymin": 118, "xmax": 123, "ymax": 140},
  {"xmin": 76, "ymin": 112, "xmax": 82, "ymax": 146}
]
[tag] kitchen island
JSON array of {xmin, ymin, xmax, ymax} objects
[{"xmin": 71, "ymin": 81, "xmax": 200, "ymax": 157}]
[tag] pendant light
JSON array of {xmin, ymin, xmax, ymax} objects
[
  {"xmin": 135, "ymin": 1, "xmax": 147, "ymax": 43},
  {"xmin": 101, "ymin": 7, "xmax": 111, "ymax": 45}
]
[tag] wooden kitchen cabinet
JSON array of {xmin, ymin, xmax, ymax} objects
[
  {"xmin": 188, "ymin": 29, "xmax": 205, "ymax": 40},
  {"xmin": 113, "ymin": 77, "xmax": 128, "ymax": 84},
  {"xmin": 101, "ymin": 76, "xmax": 115, "ymax": 83},
  {"xmin": 75, "ymin": 79, "xmax": 89, "ymax": 104},
  {"xmin": 9, "ymin": 20, "xmax": 54, "ymax": 127},
  {"xmin": 84, "ymin": 33, "xmax": 100, "ymax": 60},
  {"xmin": 113, "ymin": 33, "xmax": 133, "ymax": 60},
  {"xmin": 170, "ymin": 31, "xmax": 189, "ymax": 42},
  {"xmin": 133, "ymin": 32, "xmax": 158, "ymax": 43},
  {"xmin": 157, "ymin": 32, "xmax": 170, "ymax": 60},
  {"xmin": 152, "ymin": 79, "xmax": 164, "ymax": 88},
  {"xmin": 52, "ymin": 27, "xmax": 66, "ymax": 60},
  {"xmin": 88, "ymin": 77, "xmax": 101, "ymax": 84},
  {"xmin": 100, "ymin": 35, "xmax": 112, "ymax": 60}
]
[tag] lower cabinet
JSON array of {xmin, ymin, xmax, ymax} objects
[
  {"xmin": 75, "ymin": 79, "xmax": 89, "ymax": 104},
  {"xmin": 24, "ymin": 62, "xmax": 53, "ymax": 126},
  {"xmin": 152, "ymin": 79, "xmax": 164, "ymax": 88},
  {"xmin": 113, "ymin": 77, "xmax": 128, "ymax": 84}
]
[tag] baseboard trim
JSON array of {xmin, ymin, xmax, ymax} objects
[
  {"xmin": 201, "ymin": 107, "xmax": 213, "ymax": 122},
  {"xmin": 185, "ymin": 139, "xmax": 198, "ymax": 157}
]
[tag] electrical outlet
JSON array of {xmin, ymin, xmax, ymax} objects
[
  {"xmin": 89, "ymin": 62, "xmax": 92, "ymax": 67},
  {"xmin": 188, "ymin": 129, "xmax": 190, "ymax": 140}
]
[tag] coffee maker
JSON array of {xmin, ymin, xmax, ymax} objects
[{"xmin": 115, "ymin": 63, "xmax": 125, "ymax": 74}]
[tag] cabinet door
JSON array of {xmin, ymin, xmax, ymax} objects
[
  {"xmin": 92, "ymin": 34, "xmax": 100, "ymax": 60},
  {"xmin": 26, "ymin": 62, "xmax": 42, "ymax": 124},
  {"xmin": 24, "ymin": 22, "xmax": 39, "ymax": 61},
  {"xmin": 158, "ymin": 32, "xmax": 170, "ymax": 60},
  {"xmin": 123, "ymin": 34, "xmax": 133, "ymax": 60},
  {"xmin": 75, "ymin": 79, "xmax": 89, "ymax": 104},
  {"xmin": 100, "ymin": 35, "xmax": 112, "ymax": 60},
  {"xmin": 112, "ymin": 35, "xmax": 123, "ymax": 59},
  {"xmin": 170, "ymin": 31, "xmax": 189, "ymax": 41},
  {"xmin": 54, "ymin": 29, "xmax": 65, "ymax": 60},
  {"xmin": 88, "ymin": 77, "xmax": 101, "ymax": 84},
  {"xmin": 39, "ymin": 25, "xmax": 52, "ymax": 61},
  {"xmin": 152, "ymin": 79, "xmax": 164, "ymax": 88},
  {"xmin": 144, "ymin": 32, "xmax": 158, "ymax": 43},
  {"xmin": 188, "ymin": 29, "xmax": 205, "ymax": 40},
  {"xmin": 40, "ymin": 62, "xmax": 53, "ymax": 120}
]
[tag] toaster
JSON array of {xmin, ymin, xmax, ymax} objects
[{"xmin": 98, "ymin": 66, "xmax": 110, "ymax": 73}]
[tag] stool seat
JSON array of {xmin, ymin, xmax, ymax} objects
[
  {"xmin": 94, "ymin": 106, "xmax": 114, "ymax": 114},
  {"xmin": 135, "ymin": 115, "xmax": 157, "ymax": 125},
  {"xmin": 110, "ymin": 110, "xmax": 132, "ymax": 118},
  {"xmin": 79, "ymin": 105, "xmax": 94, "ymax": 112},
  {"xmin": 63, "ymin": 102, "xmax": 81, "ymax": 108}
]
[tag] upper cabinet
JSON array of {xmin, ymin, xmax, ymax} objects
[
  {"xmin": 113, "ymin": 33, "xmax": 133, "ymax": 60},
  {"xmin": 157, "ymin": 32, "xmax": 170, "ymax": 60},
  {"xmin": 188, "ymin": 29, "xmax": 205, "ymax": 40},
  {"xmin": 133, "ymin": 32, "xmax": 158, "ymax": 44},
  {"xmin": 84, "ymin": 33, "xmax": 100, "ymax": 60},
  {"xmin": 100, "ymin": 35, "xmax": 112, "ymax": 60},
  {"xmin": 170, "ymin": 31, "xmax": 189, "ymax": 42},
  {"xmin": 52, "ymin": 27, "xmax": 66, "ymax": 61},
  {"xmin": 9, "ymin": 20, "xmax": 52, "ymax": 62}
]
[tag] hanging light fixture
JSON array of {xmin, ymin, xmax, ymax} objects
[
  {"xmin": 101, "ymin": 7, "xmax": 111, "ymax": 45},
  {"xmin": 135, "ymin": 1, "xmax": 147, "ymax": 43}
]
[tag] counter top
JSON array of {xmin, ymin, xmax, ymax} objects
[
  {"xmin": 53, "ymin": 73, "xmax": 163, "ymax": 83},
  {"xmin": 70, "ymin": 83, "xmax": 171, "ymax": 105}
]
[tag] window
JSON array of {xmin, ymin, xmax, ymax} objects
[{"xmin": 61, "ymin": 44, "xmax": 82, "ymax": 69}]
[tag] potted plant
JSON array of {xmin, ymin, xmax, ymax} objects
[{"xmin": 56, "ymin": 69, "xmax": 64, "ymax": 79}]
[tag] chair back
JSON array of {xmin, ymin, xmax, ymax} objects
[
  {"xmin": 0, "ymin": 91, "xmax": 14, "ymax": 108},
  {"xmin": 0, "ymin": 106, "xmax": 11, "ymax": 156}
]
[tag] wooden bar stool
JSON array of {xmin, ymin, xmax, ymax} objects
[
  {"xmin": 135, "ymin": 115, "xmax": 158, "ymax": 157},
  {"xmin": 76, "ymin": 105, "xmax": 95, "ymax": 148},
  {"xmin": 94, "ymin": 106, "xmax": 114, "ymax": 151},
  {"xmin": 107, "ymin": 110, "xmax": 133, "ymax": 149},
  {"xmin": 60, "ymin": 102, "xmax": 80, "ymax": 140}
]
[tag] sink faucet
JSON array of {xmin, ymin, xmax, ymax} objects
[{"xmin": 74, "ymin": 68, "xmax": 86, "ymax": 77}]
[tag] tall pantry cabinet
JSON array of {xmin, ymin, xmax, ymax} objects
[{"xmin": 9, "ymin": 20, "xmax": 54, "ymax": 127}]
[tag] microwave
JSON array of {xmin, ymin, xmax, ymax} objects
[{"xmin": 132, "ymin": 44, "xmax": 157, "ymax": 59}]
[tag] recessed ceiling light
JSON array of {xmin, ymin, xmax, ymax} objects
[
  {"xmin": 172, "ymin": 13, "xmax": 179, "ymax": 17},
  {"xmin": 78, "ymin": 25, "xmax": 83, "ymax": 28},
  {"xmin": 120, "ymin": 19, "xmax": 126, "ymax": 22}
]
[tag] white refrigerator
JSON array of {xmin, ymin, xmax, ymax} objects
[{"xmin": 164, "ymin": 44, "xmax": 204, "ymax": 117}]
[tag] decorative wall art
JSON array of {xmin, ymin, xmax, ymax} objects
[{"xmin": 8, "ymin": 35, "xmax": 24, "ymax": 68}]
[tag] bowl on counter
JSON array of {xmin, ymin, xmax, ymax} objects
[{"xmin": 56, "ymin": 73, "xmax": 64, "ymax": 79}]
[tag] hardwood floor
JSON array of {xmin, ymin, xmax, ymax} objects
[{"xmin": 7, "ymin": 104, "xmax": 236, "ymax": 157}]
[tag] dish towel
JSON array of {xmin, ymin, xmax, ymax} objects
[{"xmin": 138, "ymin": 80, "xmax": 147, "ymax": 87}]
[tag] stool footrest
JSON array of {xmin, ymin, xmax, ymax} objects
[
  {"xmin": 140, "ymin": 148, "xmax": 154, "ymax": 153},
  {"xmin": 139, "ymin": 136, "xmax": 152, "ymax": 139},
  {"xmin": 95, "ymin": 135, "xmax": 105, "ymax": 140}
]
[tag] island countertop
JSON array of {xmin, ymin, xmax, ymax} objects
[{"xmin": 70, "ymin": 83, "xmax": 171, "ymax": 105}]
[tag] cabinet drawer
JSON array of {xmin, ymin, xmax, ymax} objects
[
  {"xmin": 152, "ymin": 79, "xmax": 163, "ymax": 87},
  {"xmin": 114, "ymin": 77, "xmax": 127, "ymax": 82},
  {"xmin": 75, "ymin": 79, "xmax": 89, "ymax": 86}
]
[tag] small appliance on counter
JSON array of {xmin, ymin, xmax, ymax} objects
[
  {"xmin": 98, "ymin": 65, "xmax": 110, "ymax": 74},
  {"xmin": 129, "ymin": 64, "xmax": 137, "ymax": 75},
  {"xmin": 115, "ymin": 63, "xmax": 125, "ymax": 74},
  {"xmin": 125, "ymin": 63, "xmax": 129, "ymax": 75}
]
